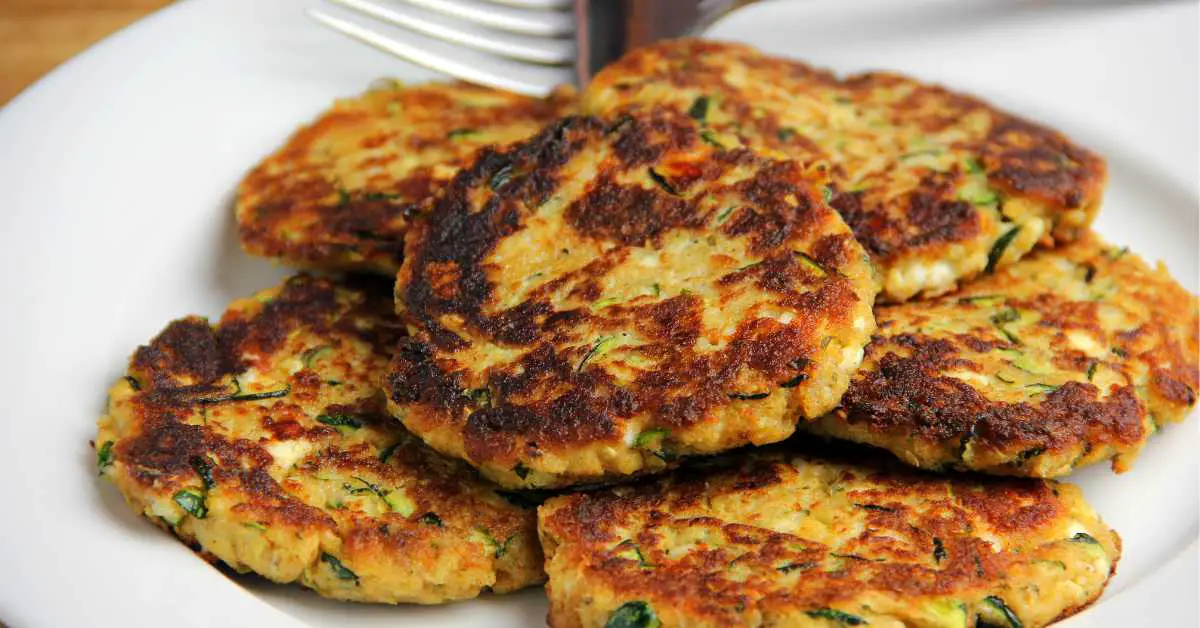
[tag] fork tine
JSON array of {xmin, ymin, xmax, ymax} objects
[
  {"xmin": 330, "ymin": 0, "xmax": 575, "ymax": 65},
  {"xmin": 392, "ymin": 0, "xmax": 575, "ymax": 37},
  {"xmin": 308, "ymin": 9, "xmax": 572, "ymax": 95},
  {"xmin": 484, "ymin": 0, "xmax": 572, "ymax": 8}
]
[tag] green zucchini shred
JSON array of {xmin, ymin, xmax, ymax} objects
[
  {"xmin": 634, "ymin": 428, "xmax": 670, "ymax": 449},
  {"xmin": 229, "ymin": 384, "xmax": 292, "ymax": 403},
  {"xmin": 344, "ymin": 476, "xmax": 387, "ymax": 499},
  {"xmin": 700, "ymin": 129, "xmax": 724, "ymax": 148},
  {"xmin": 317, "ymin": 414, "xmax": 362, "ymax": 430},
  {"xmin": 777, "ymin": 127, "xmax": 797, "ymax": 141},
  {"xmin": 981, "ymin": 596, "xmax": 1022, "ymax": 628},
  {"xmin": 359, "ymin": 191, "xmax": 401, "ymax": 203},
  {"xmin": 190, "ymin": 455, "xmax": 215, "ymax": 490},
  {"xmin": 647, "ymin": 168, "xmax": 679, "ymax": 195},
  {"xmin": 96, "ymin": 440, "xmax": 114, "ymax": 473},
  {"xmin": 932, "ymin": 537, "xmax": 947, "ymax": 563},
  {"xmin": 465, "ymin": 387, "xmax": 493, "ymax": 408},
  {"xmin": 830, "ymin": 552, "xmax": 885, "ymax": 563},
  {"xmin": 377, "ymin": 442, "xmax": 401, "ymax": 463},
  {"xmin": 614, "ymin": 540, "xmax": 652, "ymax": 568},
  {"xmin": 123, "ymin": 375, "xmax": 142, "ymax": 391},
  {"xmin": 959, "ymin": 294, "xmax": 1005, "ymax": 306},
  {"xmin": 419, "ymin": 512, "xmax": 444, "ymax": 527},
  {"xmin": 1014, "ymin": 447, "xmax": 1045, "ymax": 464},
  {"xmin": 962, "ymin": 187, "xmax": 999, "ymax": 206},
  {"xmin": 779, "ymin": 373, "xmax": 808, "ymax": 388},
  {"xmin": 476, "ymin": 527, "xmax": 516, "ymax": 558},
  {"xmin": 605, "ymin": 601, "xmax": 661, "ymax": 628},
  {"xmin": 578, "ymin": 336, "xmax": 616, "ymax": 371},
  {"xmin": 320, "ymin": 552, "xmax": 359, "ymax": 583},
  {"xmin": 995, "ymin": 326, "xmax": 1021, "ymax": 345},
  {"xmin": 804, "ymin": 608, "xmax": 867, "ymax": 625},
  {"xmin": 489, "ymin": 164, "xmax": 514, "ymax": 190},
  {"xmin": 900, "ymin": 148, "xmax": 943, "ymax": 160},
  {"xmin": 794, "ymin": 251, "xmax": 828, "ymax": 276},
  {"xmin": 688, "ymin": 95, "xmax": 710, "ymax": 121},
  {"xmin": 513, "ymin": 462, "xmax": 530, "ymax": 480},
  {"xmin": 173, "ymin": 489, "xmax": 208, "ymax": 519},
  {"xmin": 300, "ymin": 345, "xmax": 331, "ymax": 368},
  {"xmin": 777, "ymin": 561, "xmax": 816, "ymax": 573},
  {"xmin": 201, "ymin": 379, "xmax": 291, "ymax": 404},
  {"xmin": 1070, "ymin": 532, "xmax": 1101, "ymax": 545},
  {"xmin": 1025, "ymin": 383, "xmax": 1059, "ymax": 395},
  {"xmin": 991, "ymin": 308, "xmax": 1020, "ymax": 325},
  {"xmin": 446, "ymin": 127, "xmax": 477, "ymax": 138},
  {"xmin": 986, "ymin": 227, "xmax": 1021, "ymax": 274},
  {"xmin": 728, "ymin": 391, "xmax": 770, "ymax": 400}
]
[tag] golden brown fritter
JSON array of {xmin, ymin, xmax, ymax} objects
[
  {"xmin": 540, "ymin": 441, "xmax": 1118, "ymax": 628},
  {"xmin": 386, "ymin": 111, "xmax": 878, "ymax": 489},
  {"xmin": 539, "ymin": 442, "xmax": 1120, "ymax": 628},
  {"xmin": 95, "ymin": 275, "xmax": 544, "ymax": 604},
  {"xmin": 582, "ymin": 39, "xmax": 1107, "ymax": 302},
  {"xmin": 236, "ymin": 81, "xmax": 576, "ymax": 272},
  {"xmin": 806, "ymin": 232, "xmax": 1199, "ymax": 477}
]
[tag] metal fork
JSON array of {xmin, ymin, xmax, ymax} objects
[{"xmin": 308, "ymin": 0, "xmax": 750, "ymax": 96}]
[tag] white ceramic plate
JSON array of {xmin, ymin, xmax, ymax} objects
[{"xmin": 0, "ymin": 0, "xmax": 1194, "ymax": 626}]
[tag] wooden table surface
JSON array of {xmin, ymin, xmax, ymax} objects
[{"xmin": 0, "ymin": 0, "xmax": 172, "ymax": 105}]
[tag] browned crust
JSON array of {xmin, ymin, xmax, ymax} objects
[
  {"xmin": 387, "ymin": 110, "xmax": 874, "ymax": 485},
  {"xmin": 101, "ymin": 275, "xmax": 543, "ymax": 601},
  {"xmin": 837, "ymin": 336, "xmax": 1145, "ymax": 469},
  {"xmin": 1048, "ymin": 529, "xmax": 1122, "ymax": 625},
  {"xmin": 582, "ymin": 39, "xmax": 1108, "ymax": 299},
  {"xmin": 817, "ymin": 232, "xmax": 1199, "ymax": 476},
  {"xmin": 236, "ymin": 83, "xmax": 576, "ymax": 273},
  {"xmin": 539, "ymin": 442, "xmax": 1120, "ymax": 627}
]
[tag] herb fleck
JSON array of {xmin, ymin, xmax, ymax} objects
[{"xmin": 320, "ymin": 552, "xmax": 359, "ymax": 583}]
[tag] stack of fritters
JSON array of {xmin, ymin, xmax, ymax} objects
[{"xmin": 97, "ymin": 40, "xmax": 1197, "ymax": 626}]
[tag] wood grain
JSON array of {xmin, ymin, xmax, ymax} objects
[{"xmin": 0, "ymin": 0, "xmax": 172, "ymax": 105}]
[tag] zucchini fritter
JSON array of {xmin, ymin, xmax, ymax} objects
[
  {"xmin": 582, "ymin": 39, "xmax": 1107, "ymax": 302},
  {"xmin": 539, "ymin": 444, "xmax": 1120, "ymax": 628},
  {"xmin": 808, "ymin": 232, "xmax": 1199, "ymax": 477},
  {"xmin": 237, "ymin": 81, "xmax": 575, "ymax": 272},
  {"xmin": 387, "ymin": 112, "xmax": 878, "ymax": 489},
  {"xmin": 95, "ymin": 275, "xmax": 543, "ymax": 604}
]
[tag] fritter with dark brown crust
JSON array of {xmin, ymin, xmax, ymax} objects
[
  {"xmin": 806, "ymin": 232, "xmax": 1198, "ymax": 477},
  {"xmin": 237, "ymin": 81, "xmax": 576, "ymax": 272},
  {"xmin": 582, "ymin": 39, "xmax": 1107, "ymax": 302},
  {"xmin": 95, "ymin": 275, "xmax": 544, "ymax": 604},
  {"xmin": 387, "ymin": 111, "xmax": 878, "ymax": 489},
  {"xmin": 539, "ymin": 442, "xmax": 1120, "ymax": 628}
]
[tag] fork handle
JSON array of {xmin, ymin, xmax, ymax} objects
[{"xmin": 575, "ymin": 0, "xmax": 759, "ymax": 86}]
